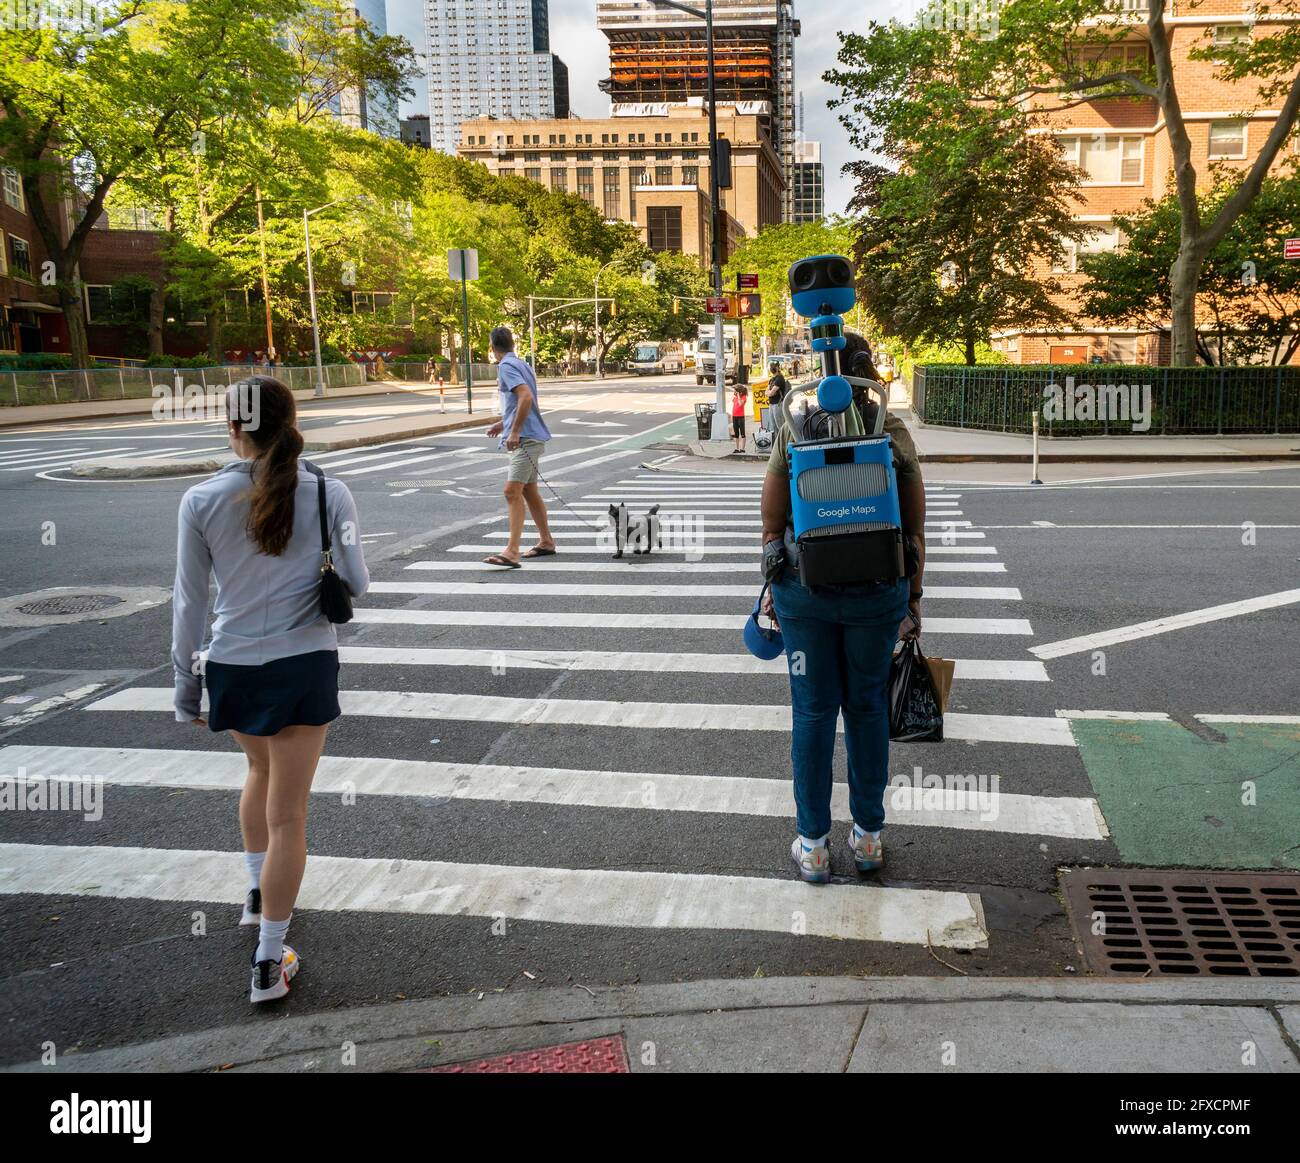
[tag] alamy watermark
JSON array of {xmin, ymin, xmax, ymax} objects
[
  {"xmin": 1, "ymin": 770, "xmax": 103, "ymax": 821},
  {"xmin": 1, "ymin": 1, "xmax": 105, "ymax": 35},
  {"xmin": 152, "ymin": 377, "xmax": 261, "ymax": 427},
  {"xmin": 917, "ymin": 0, "xmax": 1001, "ymax": 40},
  {"xmin": 1043, "ymin": 375, "xmax": 1152, "ymax": 432}
]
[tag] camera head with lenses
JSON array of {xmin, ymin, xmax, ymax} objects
[{"xmin": 787, "ymin": 253, "xmax": 857, "ymax": 415}]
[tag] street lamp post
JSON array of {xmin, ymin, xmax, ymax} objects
[{"xmin": 653, "ymin": 0, "xmax": 729, "ymax": 442}]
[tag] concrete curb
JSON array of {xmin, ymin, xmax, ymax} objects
[
  {"xmin": 69, "ymin": 457, "xmax": 232, "ymax": 479},
  {"xmin": 13, "ymin": 975, "xmax": 1300, "ymax": 1074}
]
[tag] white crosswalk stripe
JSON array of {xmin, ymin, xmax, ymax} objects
[{"xmin": 8, "ymin": 465, "xmax": 1100, "ymax": 957}]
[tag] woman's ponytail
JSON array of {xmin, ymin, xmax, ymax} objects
[{"xmin": 229, "ymin": 377, "xmax": 304, "ymax": 557}]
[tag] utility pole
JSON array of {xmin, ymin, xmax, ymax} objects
[
  {"xmin": 653, "ymin": 0, "xmax": 728, "ymax": 441},
  {"xmin": 255, "ymin": 187, "xmax": 276, "ymax": 366}
]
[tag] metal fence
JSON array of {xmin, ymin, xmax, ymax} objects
[
  {"xmin": 913, "ymin": 364, "xmax": 1300, "ymax": 435},
  {"xmin": 1, "ymin": 362, "xmax": 366, "ymax": 408},
  {"xmin": 376, "ymin": 359, "xmax": 628, "ymax": 383}
]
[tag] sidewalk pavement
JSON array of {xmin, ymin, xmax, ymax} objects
[
  {"xmin": 10, "ymin": 976, "xmax": 1299, "ymax": 1073},
  {"xmin": 0, "ymin": 372, "xmax": 628, "ymax": 430}
]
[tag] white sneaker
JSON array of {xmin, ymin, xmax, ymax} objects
[
  {"xmin": 249, "ymin": 945, "xmax": 299, "ymax": 1004},
  {"xmin": 790, "ymin": 837, "xmax": 831, "ymax": 884},
  {"xmin": 848, "ymin": 827, "xmax": 884, "ymax": 873}
]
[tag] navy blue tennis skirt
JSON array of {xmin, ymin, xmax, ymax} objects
[{"xmin": 204, "ymin": 649, "xmax": 340, "ymax": 735}]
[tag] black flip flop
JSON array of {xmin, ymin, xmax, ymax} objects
[
  {"xmin": 483, "ymin": 554, "xmax": 521, "ymax": 568},
  {"xmin": 521, "ymin": 546, "xmax": 558, "ymax": 558}
]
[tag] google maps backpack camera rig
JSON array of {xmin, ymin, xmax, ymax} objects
[{"xmin": 776, "ymin": 253, "xmax": 908, "ymax": 590}]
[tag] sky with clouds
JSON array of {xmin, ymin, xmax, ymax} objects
[{"xmin": 391, "ymin": 1, "xmax": 913, "ymax": 216}]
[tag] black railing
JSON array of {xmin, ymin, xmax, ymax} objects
[{"xmin": 912, "ymin": 364, "xmax": 1300, "ymax": 435}]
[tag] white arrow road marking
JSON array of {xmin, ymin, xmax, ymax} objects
[
  {"xmin": 562, "ymin": 419, "xmax": 626, "ymax": 427},
  {"xmin": 1030, "ymin": 588, "xmax": 1300, "ymax": 659}
]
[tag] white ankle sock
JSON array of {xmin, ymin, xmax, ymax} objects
[
  {"xmin": 798, "ymin": 832, "xmax": 829, "ymax": 851},
  {"xmin": 244, "ymin": 851, "xmax": 266, "ymax": 891},
  {"xmin": 255, "ymin": 915, "xmax": 291, "ymax": 965},
  {"xmin": 851, "ymin": 825, "xmax": 881, "ymax": 844}
]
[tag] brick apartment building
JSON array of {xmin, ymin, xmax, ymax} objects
[
  {"xmin": 456, "ymin": 103, "xmax": 785, "ymax": 263},
  {"xmin": 0, "ymin": 164, "xmax": 65, "ymax": 356},
  {"xmin": 993, "ymin": 1, "xmax": 1300, "ymax": 366}
]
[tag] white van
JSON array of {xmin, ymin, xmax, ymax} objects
[{"xmin": 629, "ymin": 341, "xmax": 685, "ymax": 375}]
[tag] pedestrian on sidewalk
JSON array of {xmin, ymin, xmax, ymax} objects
[
  {"xmin": 171, "ymin": 376, "xmax": 370, "ymax": 1004},
  {"xmin": 759, "ymin": 331, "xmax": 926, "ymax": 883},
  {"xmin": 767, "ymin": 362, "xmax": 790, "ymax": 409},
  {"xmin": 731, "ymin": 383, "xmax": 749, "ymax": 452},
  {"xmin": 482, "ymin": 325, "xmax": 556, "ymax": 568}
]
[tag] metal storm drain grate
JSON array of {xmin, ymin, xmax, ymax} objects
[
  {"xmin": 16, "ymin": 593, "xmax": 125, "ymax": 616},
  {"xmin": 1061, "ymin": 868, "xmax": 1300, "ymax": 977},
  {"xmin": 416, "ymin": 1036, "xmax": 630, "ymax": 1074}
]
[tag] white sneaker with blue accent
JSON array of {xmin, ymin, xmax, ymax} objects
[
  {"xmin": 848, "ymin": 826, "xmax": 884, "ymax": 872},
  {"xmin": 790, "ymin": 836, "xmax": 831, "ymax": 884}
]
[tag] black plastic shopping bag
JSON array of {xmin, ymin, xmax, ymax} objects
[{"xmin": 888, "ymin": 638, "xmax": 944, "ymax": 742}]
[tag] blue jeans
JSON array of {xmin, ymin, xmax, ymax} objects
[{"xmin": 771, "ymin": 575, "xmax": 909, "ymax": 839}]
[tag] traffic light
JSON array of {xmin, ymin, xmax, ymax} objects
[
  {"xmin": 736, "ymin": 293, "xmax": 762, "ymax": 318},
  {"xmin": 673, "ymin": 298, "xmax": 680, "ymax": 315}
]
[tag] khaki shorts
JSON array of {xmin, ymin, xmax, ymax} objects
[{"xmin": 507, "ymin": 438, "xmax": 545, "ymax": 483}]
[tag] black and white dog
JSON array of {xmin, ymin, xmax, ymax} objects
[{"xmin": 607, "ymin": 502, "xmax": 662, "ymax": 558}]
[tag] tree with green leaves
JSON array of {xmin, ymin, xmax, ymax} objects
[
  {"xmin": 723, "ymin": 220, "xmax": 854, "ymax": 352},
  {"xmin": 830, "ymin": 1, "xmax": 1300, "ymax": 365},
  {"xmin": 0, "ymin": 0, "xmax": 313, "ymax": 368},
  {"xmin": 1081, "ymin": 176, "xmax": 1300, "ymax": 366}
]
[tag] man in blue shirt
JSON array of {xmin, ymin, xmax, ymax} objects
[{"xmin": 483, "ymin": 325, "xmax": 556, "ymax": 567}]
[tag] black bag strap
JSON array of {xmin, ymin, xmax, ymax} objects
[{"xmin": 302, "ymin": 460, "xmax": 331, "ymax": 557}]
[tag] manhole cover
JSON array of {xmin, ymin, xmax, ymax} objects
[
  {"xmin": 415, "ymin": 1036, "xmax": 629, "ymax": 1074},
  {"xmin": 1061, "ymin": 868, "xmax": 1300, "ymax": 977},
  {"xmin": 16, "ymin": 594, "xmax": 126, "ymax": 616}
]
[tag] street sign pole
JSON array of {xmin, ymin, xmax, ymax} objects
[
  {"xmin": 735, "ymin": 273, "xmax": 746, "ymax": 385},
  {"xmin": 460, "ymin": 271, "xmax": 472, "ymax": 414},
  {"xmin": 449, "ymin": 248, "xmax": 479, "ymax": 414}
]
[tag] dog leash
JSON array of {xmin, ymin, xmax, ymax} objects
[{"xmin": 517, "ymin": 443, "xmax": 606, "ymax": 532}]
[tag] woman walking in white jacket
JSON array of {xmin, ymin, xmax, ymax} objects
[{"xmin": 172, "ymin": 376, "xmax": 369, "ymax": 1003}]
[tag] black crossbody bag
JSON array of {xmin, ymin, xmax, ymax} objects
[{"xmin": 305, "ymin": 461, "xmax": 354, "ymax": 624}]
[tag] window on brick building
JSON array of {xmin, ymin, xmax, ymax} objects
[
  {"xmin": 647, "ymin": 206, "xmax": 683, "ymax": 253},
  {"xmin": 1060, "ymin": 135, "xmax": 1143, "ymax": 184},
  {"xmin": 1208, "ymin": 120, "xmax": 1247, "ymax": 159},
  {"xmin": 2, "ymin": 168, "xmax": 23, "ymax": 212},
  {"xmin": 1052, "ymin": 224, "xmax": 1124, "ymax": 273},
  {"xmin": 551, "ymin": 167, "xmax": 568, "ymax": 192},
  {"xmin": 602, "ymin": 168, "xmax": 620, "ymax": 218},
  {"xmin": 1212, "ymin": 24, "xmax": 1251, "ymax": 52},
  {"xmin": 576, "ymin": 167, "xmax": 594, "ymax": 203},
  {"xmin": 7, "ymin": 234, "xmax": 31, "ymax": 278}
]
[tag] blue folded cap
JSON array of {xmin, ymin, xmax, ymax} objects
[{"xmin": 743, "ymin": 582, "xmax": 785, "ymax": 660}]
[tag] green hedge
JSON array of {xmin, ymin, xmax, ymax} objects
[{"xmin": 914, "ymin": 363, "xmax": 1300, "ymax": 435}]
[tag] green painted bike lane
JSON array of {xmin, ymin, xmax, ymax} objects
[{"xmin": 1070, "ymin": 719, "xmax": 1300, "ymax": 870}]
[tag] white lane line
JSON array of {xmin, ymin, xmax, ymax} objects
[
  {"xmin": 406, "ymin": 559, "xmax": 1009, "ymax": 574},
  {"xmin": 337, "ymin": 449, "xmax": 483, "ymax": 476},
  {"xmin": 1030, "ymin": 588, "xmax": 1300, "ymax": 659},
  {"xmin": 482, "ymin": 529, "xmax": 991, "ymax": 541},
  {"xmin": 493, "ymin": 517, "xmax": 969, "ymax": 527},
  {"xmin": 0, "ymin": 447, "xmax": 39, "ymax": 455},
  {"xmin": 0, "ymin": 745, "xmax": 1097, "ymax": 837},
  {"xmin": 0, "ymin": 446, "xmax": 91, "ymax": 464},
  {"xmin": 334, "ymin": 646, "xmax": 1047, "ymax": 681},
  {"xmin": 92, "ymin": 688, "xmax": 1068, "ymax": 744},
  {"xmin": 367, "ymin": 581, "xmax": 1022, "ymax": 601},
  {"xmin": 1197, "ymin": 714, "xmax": 1300, "ymax": 725},
  {"xmin": 540, "ymin": 449, "xmax": 643, "ymax": 473},
  {"xmin": 0, "ymin": 842, "xmax": 986, "ymax": 948},
  {"xmin": 0, "ymin": 683, "xmax": 107, "ymax": 728},
  {"xmin": 446, "ymin": 543, "xmax": 1001, "ymax": 556},
  {"xmin": 311, "ymin": 446, "xmax": 440, "ymax": 470},
  {"xmin": 1055, "ymin": 710, "xmax": 1172, "ymax": 721},
  {"xmin": 1, "ymin": 448, "xmax": 135, "ymax": 470}
]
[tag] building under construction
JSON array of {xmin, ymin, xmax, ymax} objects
[{"xmin": 596, "ymin": 1, "xmax": 799, "ymax": 222}]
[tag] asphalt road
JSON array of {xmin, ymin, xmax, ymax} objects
[{"xmin": 1, "ymin": 373, "xmax": 1297, "ymax": 1064}]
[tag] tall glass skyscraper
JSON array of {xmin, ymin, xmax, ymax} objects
[
  {"xmin": 337, "ymin": 0, "xmax": 399, "ymax": 137},
  {"xmin": 425, "ymin": 0, "xmax": 571, "ymax": 153}
]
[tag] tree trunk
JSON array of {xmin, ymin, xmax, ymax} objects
[
  {"xmin": 148, "ymin": 281, "xmax": 166, "ymax": 358},
  {"xmin": 57, "ymin": 272, "xmax": 90, "ymax": 370},
  {"xmin": 1169, "ymin": 243, "xmax": 1202, "ymax": 366},
  {"xmin": 964, "ymin": 333, "xmax": 976, "ymax": 366},
  {"xmin": 206, "ymin": 311, "xmax": 223, "ymax": 362}
]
